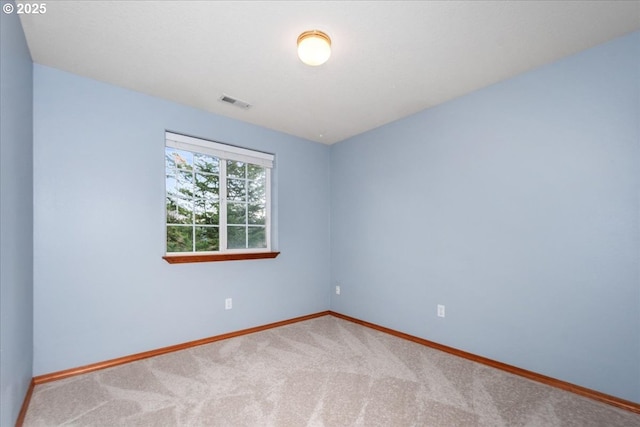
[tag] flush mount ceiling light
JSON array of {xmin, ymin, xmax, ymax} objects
[{"xmin": 297, "ymin": 30, "xmax": 331, "ymax": 66}]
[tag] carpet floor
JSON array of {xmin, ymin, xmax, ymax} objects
[{"xmin": 23, "ymin": 315, "xmax": 640, "ymax": 426}]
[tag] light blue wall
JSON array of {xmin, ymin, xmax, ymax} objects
[
  {"xmin": 33, "ymin": 65, "xmax": 331, "ymax": 375},
  {"xmin": 331, "ymin": 31, "xmax": 640, "ymax": 402},
  {"xmin": 0, "ymin": 4, "xmax": 34, "ymax": 426}
]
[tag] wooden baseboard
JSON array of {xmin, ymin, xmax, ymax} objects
[
  {"xmin": 33, "ymin": 311, "xmax": 330, "ymax": 385},
  {"xmin": 15, "ymin": 378, "xmax": 35, "ymax": 427},
  {"xmin": 328, "ymin": 311, "xmax": 640, "ymax": 415}
]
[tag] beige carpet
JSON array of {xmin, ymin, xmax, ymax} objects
[{"xmin": 24, "ymin": 316, "xmax": 640, "ymax": 426}]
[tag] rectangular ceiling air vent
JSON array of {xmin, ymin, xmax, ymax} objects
[{"xmin": 219, "ymin": 94, "xmax": 251, "ymax": 110}]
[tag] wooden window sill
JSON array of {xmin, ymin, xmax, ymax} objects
[{"xmin": 163, "ymin": 252, "xmax": 280, "ymax": 264}]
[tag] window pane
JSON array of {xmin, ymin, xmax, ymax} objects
[
  {"xmin": 227, "ymin": 178, "xmax": 246, "ymax": 201},
  {"xmin": 194, "ymin": 173, "xmax": 219, "ymax": 199},
  {"xmin": 194, "ymin": 153, "xmax": 219, "ymax": 173},
  {"xmin": 195, "ymin": 226, "xmax": 219, "ymax": 252},
  {"xmin": 247, "ymin": 180, "xmax": 265, "ymax": 204},
  {"xmin": 166, "ymin": 169, "xmax": 194, "ymax": 199},
  {"xmin": 166, "ymin": 174, "xmax": 177, "ymax": 194},
  {"xmin": 194, "ymin": 199, "xmax": 219, "ymax": 225},
  {"xmin": 166, "ymin": 148, "xmax": 193, "ymax": 170},
  {"xmin": 248, "ymin": 227, "xmax": 266, "ymax": 248},
  {"xmin": 227, "ymin": 202, "xmax": 247, "ymax": 225},
  {"xmin": 247, "ymin": 164, "xmax": 265, "ymax": 180},
  {"xmin": 166, "ymin": 172, "xmax": 194, "ymax": 200},
  {"xmin": 167, "ymin": 226, "xmax": 193, "ymax": 252},
  {"xmin": 248, "ymin": 204, "xmax": 265, "ymax": 225},
  {"xmin": 166, "ymin": 197, "xmax": 193, "ymax": 224},
  {"xmin": 227, "ymin": 161, "xmax": 246, "ymax": 178},
  {"xmin": 227, "ymin": 226, "xmax": 247, "ymax": 249}
]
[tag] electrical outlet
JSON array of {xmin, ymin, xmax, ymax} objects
[
  {"xmin": 336, "ymin": 285, "xmax": 341, "ymax": 295},
  {"xmin": 225, "ymin": 298, "xmax": 232, "ymax": 310},
  {"xmin": 437, "ymin": 304, "xmax": 445, "ymax": 318}
]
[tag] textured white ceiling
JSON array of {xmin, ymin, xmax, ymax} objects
[{"xmin": 17, "ymin": 1, "xmax": 640, "ymax": 144}]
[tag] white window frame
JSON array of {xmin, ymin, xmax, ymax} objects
[{"xmin": 165, "ymin": 131, "xmax": 274, "ymax": 255}]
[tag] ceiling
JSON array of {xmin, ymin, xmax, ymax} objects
[{"xmin": 17, "ymin": 1, "xmax": 640, "ymax": 144}]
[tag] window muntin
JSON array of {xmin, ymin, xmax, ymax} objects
[{"xmin": 165, "ymin": 132, "xmax": 273, "ymax": 255}]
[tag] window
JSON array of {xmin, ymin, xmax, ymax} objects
[{"xmin": 164, "ymin": 132, "xmax": 277, "ymax": 263}]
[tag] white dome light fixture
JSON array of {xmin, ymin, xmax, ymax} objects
[{"xmin": 297, "ymin": 30, "xmax": 331, "ymax": 66}]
